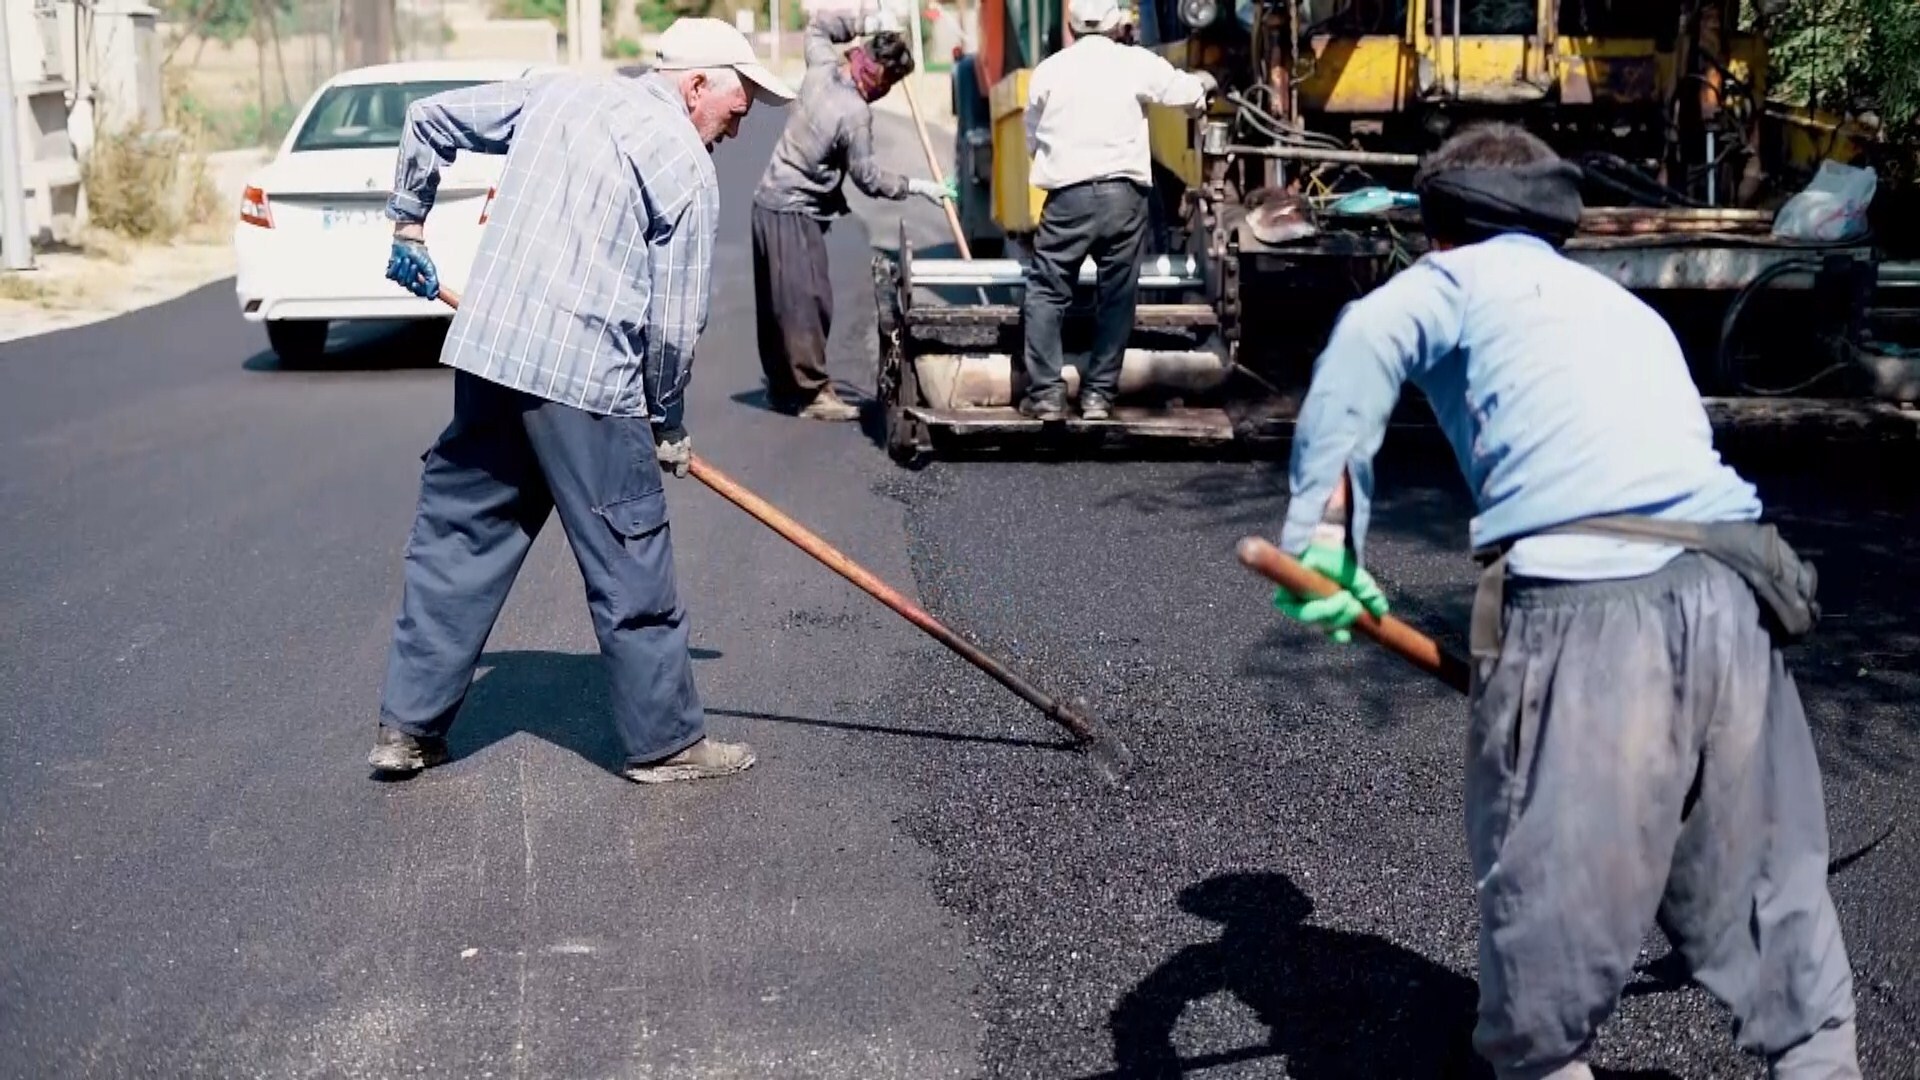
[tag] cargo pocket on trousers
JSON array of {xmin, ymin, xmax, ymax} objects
[{"xmin": 591, "ymin": 487, "xmax": 679, "ymax": 622}]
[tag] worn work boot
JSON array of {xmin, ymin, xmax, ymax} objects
[
  {"xmin": 1018, "ymin": 389, "xmax": 1069, "ymax": 421},
  {"xmin": 1079, "ymin": 390, "xmax": 1113, "ymax": 421},
  {"xmin": 367, "ymin": 724, "xmax": 449, "ymax": 775},
  {"xmin": 622, "ymin": 738, "xmax": 757, "ymax": 784},
  {"xmin": 798, "ymin": 387, "xmax": 861, "ymax": 422}
]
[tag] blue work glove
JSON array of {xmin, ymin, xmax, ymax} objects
[
  {"xmin": 387, "ymin": 237, "xmax": 439, "ymax": 299},
  {"xmin": 1272, "ymin": 542, "xmax": 1390, "ymax": 644}
]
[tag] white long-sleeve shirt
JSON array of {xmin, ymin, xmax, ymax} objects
[{"xmin": 1023, "ymin": 35, "xmax": 1209, "ymax": 191}]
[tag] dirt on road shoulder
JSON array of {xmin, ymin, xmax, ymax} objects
[{"xmin": 0, "ymin": 148, "xmax": 264, "ymax": 346}]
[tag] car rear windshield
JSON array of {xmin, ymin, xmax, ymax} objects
[{"xmin": 291, "ymin": 80, "xmax": 491, "ymax": 152}]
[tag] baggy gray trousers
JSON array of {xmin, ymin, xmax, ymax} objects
[
  {"xmin": 1468, "ymin": 553, "xmax": 1858, "ymax": 1079},
  {"xmin": 380, "ymin": 370, "xmax": 705, "ymax": 767}
]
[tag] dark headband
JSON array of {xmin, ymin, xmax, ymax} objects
[{"xmin": 1415, "ymin": 159, "xmax": 1585, "ymax": 247}]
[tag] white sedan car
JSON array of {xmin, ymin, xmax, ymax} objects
[{"xmin": 234, "ymin": 60, "xmax": 551, "ymax": 363}]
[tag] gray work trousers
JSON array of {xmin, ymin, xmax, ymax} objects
[
  {"xmin": 1021, "ymin": 178, "xmax": 1151, "ymax": 401},
  {"xmin": 1468, "ymin": 552, "xmax": 1858, "ymax": 1080},
  {"xmin": 379, "ymin": 370, "xmax": 705, "ymax": 766}
]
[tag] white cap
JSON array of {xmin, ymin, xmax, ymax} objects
[
  {"xmin": 1067, "ymin": 0, "xmax": 1122, "ymax": 35},
  {"xmin": 652, "ymin": 17, "xmax": 796, "ymax": 105}
]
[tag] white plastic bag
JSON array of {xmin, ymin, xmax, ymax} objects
[{"xmin": 1771, "ymin": 159, "xmax": 1878, "ymax": 243}]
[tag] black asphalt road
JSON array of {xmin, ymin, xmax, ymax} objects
[{"xmin": 4, "ymin": 102, "xmax": 1918, "ymax": 1079}]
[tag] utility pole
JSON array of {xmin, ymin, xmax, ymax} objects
[
  {"xmin": 0, "ymin": 0, "xmax": 35, "ymax": 271},
  {"xmin": 770, "ymin": 0, "xmax": 780, "ymax": 68},
  {"xmin": 906, "ymin": 0, "xmax": 923, "ymax": 103}
]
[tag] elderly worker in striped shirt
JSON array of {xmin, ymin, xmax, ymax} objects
[
  {"xmin": 1272, "ymin": 122, "xmax": 1859, "ymax": 1079},
  {"xmin": 366, "ymin": 18, "xmax": 796, "ymax": 785},
  {"xmin": 750, "ymin": 7, "xmax": 954, "ymax": 422},
  {"xmin": 1017, "ymin": 0, "xmax": 1214, "ymax": 421}
]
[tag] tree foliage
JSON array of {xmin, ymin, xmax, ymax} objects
[
  {"xmin": 158, "ymin": 0, "xmax": 293, "ymax": 44},
  {"xmin": 491, "ymin": 0, "xmax": 709, "ymax": 33},
  {"xmin": 1764, "ymin": 0, "xmax": 1920, "ymax": 137}
]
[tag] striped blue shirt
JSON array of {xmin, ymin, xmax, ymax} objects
[
  {"xmin": 1281, "ymin": 233, "xmax": 1762, "ymax": 581},
  {"xmin": 387, "ymin": 72, "xmax": 716, "ymax": 428}
]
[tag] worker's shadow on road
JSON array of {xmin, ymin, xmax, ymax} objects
[
  {"xmin": 439, "ymin": 648, "xmax": 1070, "ymax": 774},
  {"xmin": 439, "ymin": 649, "xmax": 717, "ymax": 770},
  {"xmin": 1098, "ymin": 872, "xmax": 1682, "ymax": 1080},
  {"xmin": 1097, "ymin": 871, "xmax": 1486, "ymax": 1079}
]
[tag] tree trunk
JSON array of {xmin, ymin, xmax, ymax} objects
[{"xmin": 342, "ymin": 0, "xmax": 396, "ymax": 67}]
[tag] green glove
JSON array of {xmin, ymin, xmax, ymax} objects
[
  {"xmin": 942, "ymin": 176, "xmax": 959, "ymax": 202},
  {"xmin": 1272, "ymin": 542, "xmax": 1390, "ymax": 645}
]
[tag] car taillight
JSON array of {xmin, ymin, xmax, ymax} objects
[
  {"xmin": 478, "ymin": 186, "xmax": 496, "ymax": 224},
  {"xmin": 240, "ymin": 186, "xmax": 272, "ymax": 228}
]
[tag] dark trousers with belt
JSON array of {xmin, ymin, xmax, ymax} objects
[
  {"xmin": 379, "ymin": 370, "xmax": 704, "ymax": 767},
  {"xmin": 1021, "ymin": 178, "xmax": 1151, "ymax": 402},
  {"xmin": 752, "ymin": 204, "xmax": 834, "ymax": 408}
]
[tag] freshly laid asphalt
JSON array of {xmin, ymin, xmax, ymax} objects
[{"xmin": 2, "ymin": 103, "xmax": 1915, "ymax": 1078}]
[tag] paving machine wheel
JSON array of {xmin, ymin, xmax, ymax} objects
[{"xmin": 874, "ymin": 249, "xmax": 933, "ymax": 466}]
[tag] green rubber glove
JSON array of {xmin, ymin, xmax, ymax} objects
[{"xmin": 1272, "ymin": 542, "xmax": 1390, "ymax": 645}]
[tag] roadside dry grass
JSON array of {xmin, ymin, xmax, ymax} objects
[
  {"xmin": 0, "ymin": 63, "xmax": 248, "ymax": 344},
  {"xmin": 0, "ymin": 219, "xmax": 235, "ymax": 343}
]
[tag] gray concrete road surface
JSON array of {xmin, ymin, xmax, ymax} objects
[{"xmin": 3, "ymin": 102, "xmax": 1917, "ymax": 1080}]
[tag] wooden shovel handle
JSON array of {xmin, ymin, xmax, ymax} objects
[{"xmin": 1236, "ymin": 537, "xmax": 1472, "ymax": 694}]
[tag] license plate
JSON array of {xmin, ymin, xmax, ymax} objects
[{"xmin": 320, "ymin": 206, "xmax": 383, "ymax": 231}]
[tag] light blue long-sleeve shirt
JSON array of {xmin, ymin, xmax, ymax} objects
[{"xmin": 1280, "ymin": 233, "xmax": 1762, "ymax": 581}]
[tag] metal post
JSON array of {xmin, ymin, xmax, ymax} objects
[
  {"xmin": 769, "ymin": 0, "xmax": 780, "ymax": 68},
  {"xmin": 579, "ymin": 0, "xmax": 600, "ymax": 66},
  {"xmin": 1, "ymin": 0, "xmax": 37, "ymax": 270},
  {"xmin": 906, "ymin": 0, "xmax": 923, "ymax": 102}
]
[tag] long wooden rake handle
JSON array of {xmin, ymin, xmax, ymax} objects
[
  {"xmin": 1236, "ymin": 536, "xmax": 1472, "ymax": 694},
  {"xmin": 687, "ymin": 455, "xmax": 1113, "ymax": 750},
  {"xmin": 900, "ymin": 79, "xmax": 973, "ymax": 260},
  {"xmin": 431, "ymin": 285, "xmax": 1131, "ymax": 775}
]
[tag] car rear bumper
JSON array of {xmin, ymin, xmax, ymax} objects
[
  {"xmin": 233, "ymin": 215, "xmax": 477, "ymax": 323},
  {"xmin": 236, "ymin": 292, "xmax": 453, "ymax": 322}
]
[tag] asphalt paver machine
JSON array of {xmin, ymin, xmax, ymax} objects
[{"xmin": 872, "ymin": 0, "xmax": 1888, "ymax": 464}]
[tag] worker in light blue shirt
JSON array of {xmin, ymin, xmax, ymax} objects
[{"xmin": 1272, "ymin": 123, "xmax": 1859, "ymax": 1080}]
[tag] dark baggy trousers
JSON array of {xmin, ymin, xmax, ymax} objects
[
  {"xmin": 752, "ymin": 204, "xmax": 834, "ymax": 407},
  {"xmin": 1021, "ymin": 178, "xmax": 1151, "ymax": 402},
  {"xmin": 1468, "ymin": 553, "xmax": 1858, "ymax": 1080},
  {"xmin": 379, "ymin": 370, "xmax": 704, "ymax": 767}
]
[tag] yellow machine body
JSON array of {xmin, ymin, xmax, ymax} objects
[{"xmin": 983, "ymin": 0, "xmax": 1771, "ymax": 235}]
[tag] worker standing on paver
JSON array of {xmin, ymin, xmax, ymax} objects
[
  {"xmin": 1015, "ymin": 0, "xmax": 1213, "ymax": 421},
  {"xmin": 369, "ymin": 19, "xmax": 796, "ymax": 784},
  {"xmin": 1270, "ymin": 122, "xmax": 1860, "ymax": 1079},
  {"xmin": 751, "ymin": 7, "xmax": 954, "ymax": 422}
]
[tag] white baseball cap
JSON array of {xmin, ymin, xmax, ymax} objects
[
  {"xmin": 653, "ymin": 17, "xmax": 797, "ymax": 105},
  {"xmin": 1068, "ymin": 0, "xmax": 1123, "ymax": 34}
]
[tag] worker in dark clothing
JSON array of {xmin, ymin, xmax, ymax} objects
[
  {"xmin": 1016, "ymin": 0, "xmax": 1212, "ymax": 420},
  {"xmin": 1272, "ymin": 122, "xmax": 1860, "ymax": 1079},
  {"xmin": 751, "ymin": 8, "xmax": 953, "ymax": 422}
]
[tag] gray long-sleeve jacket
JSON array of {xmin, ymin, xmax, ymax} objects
[{"xmin": 751, "ymin": 11, "xmax": 911, "ymax": 219}]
